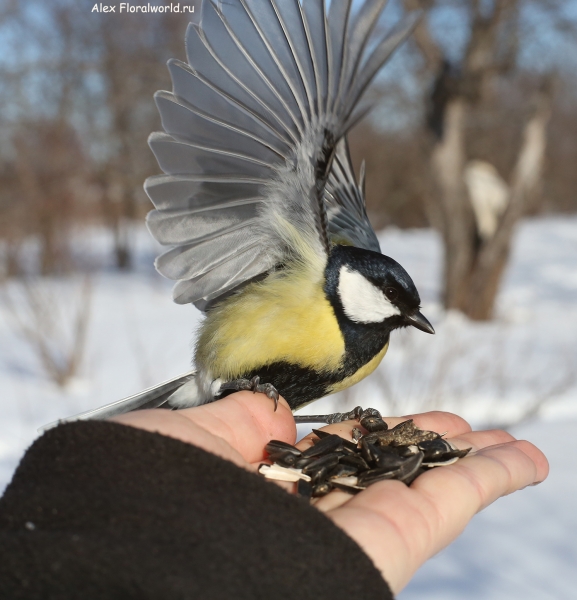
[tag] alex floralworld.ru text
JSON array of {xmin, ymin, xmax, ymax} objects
[{"xmin": 91, "ymin": 3, "xmax": 195, "ymax": 13}]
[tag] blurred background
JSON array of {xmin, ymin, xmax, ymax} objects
[{"xmin": 0, "ymin": 1, "xmax": 576, "ymax": 598}]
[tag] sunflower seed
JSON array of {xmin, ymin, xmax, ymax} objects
[
  {"xmin": 360, "ymin": 415, "xmax": 388, "ymax": 433},
  {"xmin": 258, "ymin": 464, "xmax": 311, "ymax": 483},
  {"xmin": 301, "ymin": 434, "xmax": 344, "ymax": 458},
  {"xmin": 265, "ymin": 440, "xmax": 302, "ymax": 456},
  {"xmin": 260, "ymin": 420, "xmax": 471, "ymax": 500}
]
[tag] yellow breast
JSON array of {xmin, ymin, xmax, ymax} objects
[{"xmin": 195, "ymin": 263, "xmax": 345, "ymax": 381}]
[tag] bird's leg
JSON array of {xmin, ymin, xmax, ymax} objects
[
  {"xmin": 293, "ymin": 406, "xmax": 381, "ymax": 425},
  {"xmin": 219, "ymin": 376, "xmax": 280, "ymax": 410}
]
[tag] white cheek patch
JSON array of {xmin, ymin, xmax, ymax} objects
[{"xmin": 337, "ymin": 266, "xmax": 401, "ymax": 323}]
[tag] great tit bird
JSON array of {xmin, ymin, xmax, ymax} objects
[{"xmin": 57, "ymin": 0, "xmax": 433, "ymax": 426}]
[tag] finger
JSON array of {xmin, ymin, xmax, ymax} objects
[
  {"xmin": 418, "ymin": 439, "xmax": 545, "ymax": 503},
  {"xmin": 325, "ymin": 440, "xmax": 547, "ymax": 593},
  {"xmin": 113, "ymin": 391, "xmax": 296, "ymax": 465},
  {"xmin": 111, "ymin": 408, "xmax": 248, "ymax": 467},
  {"xmin": 327, "ymin": 481, "xmax": 414, "ymax": 592},
  {"xmin": 345, "ymin": 439, "xmax": 547, "ymax": 525},
  {"xmin": 479, "ymin": 439, "xmax": 549, "ymax": 485},
  {"xmin": 444, "ymin": 436, "xmax": 548, "ymax": 486},
  {"xmin": 178, "ymin": 391, "xmax": 297, "ymax": 463},
  {"xmin": 313, "ymin": 488, "xmax": 357, "ymax": 512},
  {"xmin": 312, "ymin": 489, "xmax": 352, "ymax": 511},
  {"xmin": 392, "ymin": 411, "xmax": 472, "ymax": 437},
  {"xmin": 296, "ymin": 411, "xmax": 472, "ymax": 452},
  {"xmin": 449, "ymin": 428, "xmax": 516, "ymax": 452},
  {"xmin": 408, "ymin": 440, "xmax": 548, "ymax": 525}
]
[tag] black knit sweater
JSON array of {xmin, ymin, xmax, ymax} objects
[{"xmin": 0, "ymin": 421, "xmax": 393, "ymax": 599}]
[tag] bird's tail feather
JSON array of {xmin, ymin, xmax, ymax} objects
[{"xmin": 39, "ymin": 371, "xmax": 196, "ymax": 432}]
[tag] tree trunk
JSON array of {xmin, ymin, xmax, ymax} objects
[
  {"xmin": 99, "ymin": 179, "xmax": 133, "ymax": 271},
  {"xmin": 429, "ymin": 99, "xmax": 477, "ymax": 312},
  {"xmin": 430, "ymin": 89, "xmax": 551, "ymax": 321},
  {"xmin": 465, "ymin": 93, "xmax": 552, "ymax": 319},
  {"xmin": 407, "ymin": 0, "xmax": 553, "ymax": 321}
]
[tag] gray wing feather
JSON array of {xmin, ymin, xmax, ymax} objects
[
  {"xmin": 173, "ymin": 246, "xmax": 267, "ymax": 308},
  {"xmin": 40, "ymin": 372, "xmax": 196, "ymax": 431},
  {"xmin": 155, "ymin": 92, "xmax": 283, "ymax": 163},
  {"xmin": 145, "ymin": 175, "xmax": 265, "ymax": 212},
  {"xmin": 167, "ymin": 60, "xmax": 292, "ymax": 153},
  {"xmin": 193, "ymin": 2, "xmax": 301, "ymax": 137},
  {"xmin": 147, "ymin": 202, "xmax": 259, "ymax": 246},
  {"xmin": 344, "ymin": 12, "xmax": 422, "ymax": 121},
  {"xmin": 149, "ymin": 132, "xmax": 274, "ymax": 178},
  {"xmin": 233, "ymin": 0, "xmax": 309, "ymax": 126},
  {"xmin": 338, "ymin": 0, "xmax": 388, "ymax": 111},
  {"xmin": 272, "ymin": 0, "xmax": 316, "ymax": 118},
  {"xmin": 327, "ymin": 0, "xmax": 352, "ymax": 113},
  {"xmin": 155, "ymin": 225, "xmax": 261, "ymax": 281},
  {"xmin": 325, "ymin": 138, "xmax": 380, "ymax": 253},
  {"xmin": 301, "ymin": 0, "xmax": 329, "ymax": 112},
  {"xmin": 147, "ymin": 0, "xmax": 416, "ymax": 308}
]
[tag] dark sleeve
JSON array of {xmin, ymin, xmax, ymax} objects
[{"xmin": 0, "ymin": 421, "xmax": 393, "ymax": 600}]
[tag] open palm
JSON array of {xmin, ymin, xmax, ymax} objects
[{"xmin": 111, "ymin": 391, "xmax": 548, "ymax": 595}]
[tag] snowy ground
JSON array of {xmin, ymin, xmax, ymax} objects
[{"xmin": 1, "ymin": 215, "xmax": 576, "ymax": 598}]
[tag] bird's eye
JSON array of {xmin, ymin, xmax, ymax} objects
[{"xmin": 384, "ymin": 287, "xmax": 398, "ymax": 302}]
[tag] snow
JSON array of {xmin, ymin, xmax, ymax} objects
[{"xmin": 1, "ymin": 215, "xmax": 576, "ymax": 598}]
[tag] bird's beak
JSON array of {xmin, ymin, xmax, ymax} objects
[{"xmin": 405, "ymin": 310, "xmax": 435, "ymax": 334}]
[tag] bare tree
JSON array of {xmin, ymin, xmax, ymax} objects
[
  {"xmin": 0, "ymin": 0, "xmax": 187, "ymax": 273},
  {"xmin": 1, "ymin": 276, "xmax": 93, "ymax": 387},
  {"xmin": 11, "ymin": 120, "xmax": 89, "ymax": 275},
  {"xmin": 404, "ymin": 0, "xmax": 555, "ymax": 320},
  {"xmin": 86, "ymin": 7, "xmax": 187, "ymax": 269},
  {"xmin": 1, "ymin": 0, "xmax": 576, "ymax": 285}
]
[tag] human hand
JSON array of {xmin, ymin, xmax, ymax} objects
[{"xmin": 110, "ymin": 392, "xmax": 549, "ymax": 595}]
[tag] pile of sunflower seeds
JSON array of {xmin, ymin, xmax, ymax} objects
[{"xmin": 258, "ymin": 417, "xmax": 471, "ymax": 499}]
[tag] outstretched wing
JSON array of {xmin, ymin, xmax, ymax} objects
[{"xmin": 146, "ymin": 0, "xmax": 417, "ymax": 309}]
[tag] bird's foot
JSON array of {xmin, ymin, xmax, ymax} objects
[
  {"xmin": 219, "ymin": 376, "xmax": 280, "ymax": 410},
  {"xmin": 293, "ymin": 406, "xmax": 382, "ymax": 425}
]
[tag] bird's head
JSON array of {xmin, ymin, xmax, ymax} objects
[{"xmin": 324, "ymin": 245, "xmax": 434, "ymax": 335}]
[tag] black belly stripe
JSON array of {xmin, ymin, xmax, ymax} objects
[
  {"xmin": 235, "ymin": 362, "xmax": 330, "ymax": 410},
  {"xmin": 233, "ymin": 331, "xmax": 391, "ymax": 411}
]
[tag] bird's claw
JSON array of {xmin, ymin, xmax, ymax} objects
[
  {"xmin": 293, "ymin": 406, "xmax": 382, "ymax": 425},
  {"xmin": 220, "ymin": 376, "xmax": 279, "ymax": 411},
  {"xmin": 249, "ymin": 376, "xmax": 280, "ymax": 411}
]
